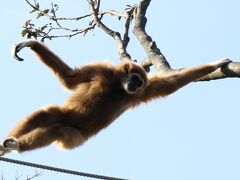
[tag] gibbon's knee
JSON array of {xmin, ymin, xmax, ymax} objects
[
  {"xmin": 53, "ymin": 127, "xmax": 85, "ymax": 150},
  {"xmin": 7, "ymin": 106, "xmax": 66, "ymax": 138}
]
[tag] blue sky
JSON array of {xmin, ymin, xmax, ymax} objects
[{"xmin": 0, "ymin": 0, "xmax": 239, "ymax": 180}]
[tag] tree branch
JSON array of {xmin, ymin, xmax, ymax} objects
[
  {"xmin": 23, "ymin": 0, "xmax": 99, "ymax": 41},
  {"xmin": 133, "ymin": 0, "xmax": 171, "ymax": 72},
  {"xmin": 88, "ymin": 0, "xmax": 132, "ymax": 62}
]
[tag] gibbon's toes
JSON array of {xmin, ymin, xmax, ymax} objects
[
  {"xmin": 3, "ymin": 137, "xmax": 20, "ymax": 151},
  {"xmin": 0, "ymin": 144, "xmax": 7, "ymax": 156},
  {"xmin": 211, "ymin": 58, "xmax": 232, "ymax": 68}
]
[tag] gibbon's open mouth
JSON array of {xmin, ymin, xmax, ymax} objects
[
  {"xmin": 130, "ymin": 74, "xmax": 144, "ymax": 87},
  {"xmin": 127, "ymin": 82, "xmax": 137, "ymax": 92}
]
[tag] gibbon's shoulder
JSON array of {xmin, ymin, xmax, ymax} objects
[
  {"xmin": 72, "ymin": 61, "xmax": 117, "ymax": 82},
  {"xmin": 73, "ymin": 61, "xmax": 118, "ymax": 77},
  {"xmin": 76, "ymin": 60, "xmax": 114, "ymax": 69}
]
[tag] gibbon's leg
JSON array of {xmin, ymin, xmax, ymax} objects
[
  {"xmin": 53, "ymin": 126, "xmax": 85, "ymax": 150},
  {"xmin": 142, "ymin": 59, "xmax": 231, "ymax": 100},
  {"xmin": 12, "ymin": 40, "xmax": 79, "ymax": 90},
  {"xmin": 3, "ymin": 125, "xmax": 85, "ymax": 153},
  {"xmin": 5, "ymin": 106, "xmax": 66, "ymax": 139},
  {"xmin": 0, "ymin": 144, "xmax": 7, "ymax": 156},
  {"xmin": 1, "ymin": 106, "xmax": 84, "ymax": 154}
]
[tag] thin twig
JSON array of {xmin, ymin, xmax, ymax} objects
[
  {"xmin": 25, "ymin": 0, "xmax": 37, "ymax": 10},
  {"xmin": 52, "ymin": 10, "xmax": 128, "ymax": 21},
  {"xmin": 40, "ymin": 26, "xmax": 95, "ymax": 41},
  {"xmin": 50, "ymin": 3, "xmax": 62, "ymax": 28},
  {"xmin": 26, "ymin": 170, "xmax": 43, "ymax": 180},
  {"xmin": 25, "ymin": 0, "xmax": 53, "ymax": 19},
  {"xmin": 123, "ymin": 5, "xmax": 136, "ymax": 48},
  {"xmin": 1, "ymin": 172, "xmax": 4, "ymax": 180}
]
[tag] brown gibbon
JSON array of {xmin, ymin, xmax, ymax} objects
[{"xmin": 0, "ymin": 40, "xmax": 231, "ymax": 156}]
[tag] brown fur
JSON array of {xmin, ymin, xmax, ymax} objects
[{"xmin": 2, "ymin": 40, "xmax": 230, "ymax": 153}]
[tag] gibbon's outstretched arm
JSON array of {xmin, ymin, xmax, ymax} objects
[
  {"xmin": 142, "ymin": 59, "xmax": 231, "ymax": 101},
  {"xmin": 12, "ymin": 40, "xmax": 84, "ymax": 90}
]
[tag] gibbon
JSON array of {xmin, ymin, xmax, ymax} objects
[{"xmin": 0, "ymin": 40, "xmax": 231, "ymax": 156}]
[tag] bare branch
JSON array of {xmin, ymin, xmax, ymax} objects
[
  {"xmin": 23, "ymin": 0, "xmax": 99, "ymax": 41},
  {"xmin": 123, "ymin": 5, "xmax": 136, "ymax": 49},
  {"xmin": 88, "ymin": 0, "xmax": 115, "ymax": 38},
  {"xmin": 88, "ymin": 0, "xmax": 132, "ymax": 62},
  {"xmin": 15, "ymin": 171, "xmax": 22, "ymax": 180},
  {"xmin": 133, "ymin": 0, "xmax": 171, "ymax": 72},
  {"xmin": 0, "ymin": 170, "xmax": 42, "ymax": 180},
  {"xmin": 26, "ymin": 170, "xmax": 43, "ymax": 180},
  {"xmin": 1, "ymin": 172, "xmax": 4, "ymax": 180},
  {"xmin": 24, "ymin": 0, "xmax": 135, "ymax": 61}
]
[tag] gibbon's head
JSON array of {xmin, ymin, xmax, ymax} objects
[{"xmin": 117, "ymin": 61, "xmax": 148, "ymax": 94}]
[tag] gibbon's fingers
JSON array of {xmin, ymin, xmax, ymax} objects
[
  {"xmin": 210, "ymin": 58, "xmax": 232, "ymax": 68},
  {"xmin": 12, "ymin": 43, "xmax": 24, "ymax": 61},
  {"xmin": 12, "ymin": 40, "xmax": 37, "ymax": 61}
]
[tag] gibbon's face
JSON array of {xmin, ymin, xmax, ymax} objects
[{"xmin": 118, "ymin": 62, "xmax": 148, "ymax": 94}]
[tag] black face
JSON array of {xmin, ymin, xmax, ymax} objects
[
  {"xmin": 124, "ymin": 73, "xmax": 144, "ymax": 94},
  {"xmin": 127, "ymin": 74, "xmax": 144, "ymax": 92}
]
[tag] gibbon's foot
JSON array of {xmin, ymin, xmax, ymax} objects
[
  {"xmin": 12, "ymin": 39, "xmax": 37, "ymax": 61},
  {"xmin": 3, "ymin": 137, "xmax": 20, "ymax": 152},
  {"xmin": 0, "ymin": 144, "xmax": 7, "ymax": 156},
  {"xmin": 210, "ymin": 58, "xmax": 232, "ymax": 68}
]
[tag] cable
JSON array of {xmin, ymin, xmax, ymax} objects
[{"xmin": 0, "ymin": 157, "xmax": 128, "ymax": 180}]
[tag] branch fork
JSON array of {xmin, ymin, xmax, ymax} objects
[{"xmin": 24, "ymin": 0, "xmax": 240, "ymax": 81}]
